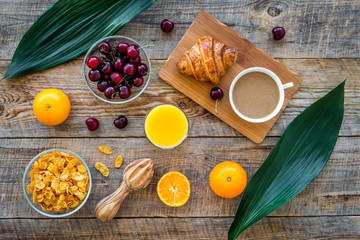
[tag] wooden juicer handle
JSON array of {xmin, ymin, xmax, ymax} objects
[{"xmin": 95, "ymin": 158, "xmax": 154, "ymax": 222}]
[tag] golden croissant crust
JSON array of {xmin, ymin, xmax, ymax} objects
[{"xmin": 177, "ymin": 36, "xmax": 237, "ymax": 85}]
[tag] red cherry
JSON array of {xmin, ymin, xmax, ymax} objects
[
  {"xmin": 161, "ymin": 19, "xmax": 174, "ymax": 32},
  {"xmin": 126, "ymin": 45, "xmax": 139, "ymax": 59},
  {"xmin": 123, "ymin": 63, "xmax": 136, "ymax": 76},
  {"xmin": 114, "ymin": 115, "xmax": 128, "ymax": 129},
  {"xmin": 129, "ymin": 56, "xmax": 141, "ymax": 64},
  {"xmin": 85, "ymin": 118, "xmax": 99, "ymax": 131},
  {"xmin": 118, "ymin": 42, "xmax": 129, "ymax": 55},
  {"xmin": 114, "ymin": 58, "xmax": 124, "ymax": 71},
  {"xmin": 137, "ymin": 63, "xmax": 148, "ymax": 76},
  {"xmin": 210, "ymin": 87, "xmax": 223, "ymax": 100},
  {"xmin": 110, "ymin": 71, "xmax": 122, "ymax": 85},
  {"xmin": 119, "ymin": 85, "xmax": 131, "ymax": 99},
  {"xmin": 87, "ymin": 56, "xmax": 100, "ymax": 69},
  {"xmin": 133, "ymin": 76, "xmax": 144, "ymax": 87},
  {"xmin": 101, "ymin": 61, "xmax": 112, "ymax": 74},
  {"xmin": 88, "ymin": 69, "xmax": 102, "ymax": 82},
  {"xmin": 104, "ymin": 86, "xmax": 115, "ymax": 99},
  {"xmin": 97, "ymin": 81, "xmax": 108, "ymax": 92},
  {"xmin": 98, "ymin": 41, "xmax": 111, "ymax": 55},
  {"xmin": 272, "ymin": 27, "xmax": 286, "ymax": 40}
]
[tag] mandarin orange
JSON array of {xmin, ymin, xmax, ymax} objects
[
  {"xmin": 209, "ymin": 161, "xmax": 247, "ymax": 199},
  {"xmin": 33, "ymin": 89, "xmax": 71, "ymax": 126},
  {"xmin": 157, "ymin": 171, "xmax": 191, "ymax": 207}
]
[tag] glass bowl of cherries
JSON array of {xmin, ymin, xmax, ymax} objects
[{"xmin": 83, "ymin": 36, "xmax": 151, "ymax": 104}]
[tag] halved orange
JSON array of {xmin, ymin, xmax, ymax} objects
[{"xmin": 157, "ymin": 171, "xmax": 191, "ymax": 207}]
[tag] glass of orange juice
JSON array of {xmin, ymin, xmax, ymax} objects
[{"xmin": 144, "ymin": 104, "xmax": 189, "ymax": 149}]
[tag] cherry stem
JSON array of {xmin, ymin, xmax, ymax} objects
[
  {"xmin": 105, "ymin": 109, "xmax": 117, "ymax": 119},
  {"xmin": 169, "ymin": 11, "xmax": 181, "ymax": 22},
  {"xmin": 122, "ymin": 74, "xmax": 131, "ymax": 81},
  {"xmin": 116, "ymin": 76, "xmax": 127, "ymax": 86},
  {"xmin": 256, "ymin": 28, "xmax": 267, "ymax": 33},
  {"xmin": 118, "ymin": 75, "xmax": 132, "ymax": 85},
  {"xmin": 215, "ymin": 99, "xmax": 221, "ymax": 114},
  {"xmin": 111, "ymin": 92, "xmax": 119, "ymax": 98},
  {"xmin": 70, "ymin": 123, "xmax": 86, "ymax": 128},
  {"xmin": 147, "ymin": 71, "xmax": 155, "ymax": 76},
  {"xmin": 138, "ymin": 44, "xmax": 155, "ymax": 50}
]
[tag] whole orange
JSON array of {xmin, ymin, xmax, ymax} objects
[
  {"xmin": 33, "ymin": 89, "xmax": 71, "ymax": 126},
  {"xmin": 209, "ymin": 161, "xmax": 247, "ymax": 199}
]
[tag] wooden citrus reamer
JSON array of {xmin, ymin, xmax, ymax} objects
[{"xmin": 95, "ymin": 158, "xmax": 154, "ymax": 222}]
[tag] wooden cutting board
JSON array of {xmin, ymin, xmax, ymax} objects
[{"xmin": 159, "ymin": 11, "xmax": 302, "ymax": 143}]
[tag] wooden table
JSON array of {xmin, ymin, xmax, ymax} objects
[{"xmin": 0, "ymin": 0, "xmax": 359, "ymax": 239}]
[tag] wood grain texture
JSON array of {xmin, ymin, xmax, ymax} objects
[
  {"xmin": 0, "ymin": 0, "xmax": 359, "ymax": 60},
  {"xmin": 0, "ymin": 59, "xmax": 358, "ymax": 138},
  {"xmin": 159, "ymin": 11, "xmax": 303, "ymax": 143},
  {"xmin": 1, "ymin": 217, "xmax": 359, "ymax": 240},
  {"xmin": 1, "ymin": 137, "xmax": 359, "ymax": 218},
  {"xmin": 0, "ymin": 0, "xmax": 359, "ymax": 239}
]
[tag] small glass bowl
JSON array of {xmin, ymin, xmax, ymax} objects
[
  {"xmin": 83, "ymin": 36, "xmax": 151, "ymax": 104},
  {"xmin": 23, "ymin": 149, "xmax": 92, "ymax": 218}
]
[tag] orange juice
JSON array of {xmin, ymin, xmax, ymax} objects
[{"xmin": 145, "ymin": 104, "xmax": 188, "ymax": 149}]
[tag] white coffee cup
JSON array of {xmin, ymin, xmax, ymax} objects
[{"xmin": 229, "ymin": 67, "xmax": 293, "ymax": 123}]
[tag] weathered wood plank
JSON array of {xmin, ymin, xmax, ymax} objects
[
  {"xmin": 1, "ymin": 216, "xmax": 359, "ymax": 240},
  {"xmin": 1, "ymin": 1, "xmax": 359, "ymax": 239},
  {"xmin": 0, "ymin": 59, "xmax": 358, "ymax": 138},
  {"xmin": 0, "ymin": 0, "xmax": 359, "ymax": 60},
  {"xmin": 0, "ymin": 137, "xmax": 358, "ymax": 218}
]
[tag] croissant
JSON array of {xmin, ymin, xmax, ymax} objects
[{"xmin": 177, "ymin": 36, "xmax": 237, "ymax": 85}]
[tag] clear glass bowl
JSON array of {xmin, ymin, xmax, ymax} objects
[
  {"xmin": 83, "ymin": 36, "xmax": 151, "ymax": 104},
  {"xmin": 23, "ymin": 149, "xmax": 92, "ymax": 218}
]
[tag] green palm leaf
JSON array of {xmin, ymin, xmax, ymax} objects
[
  {"xmin": 228, "ymin": 81, "xmax": 345, "ymax": 239},
  {"xmin": 3, "ymin": 0, "xmax": 157, "ymax": 80}
]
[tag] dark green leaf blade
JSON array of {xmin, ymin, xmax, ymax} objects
[
  {"xmin": 228, "ymin": 81, "xmax": 345, "ymax": 240},
  {"xmin": 3, "ymin": 0, "xmax": 157, "ymax": 80}
]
